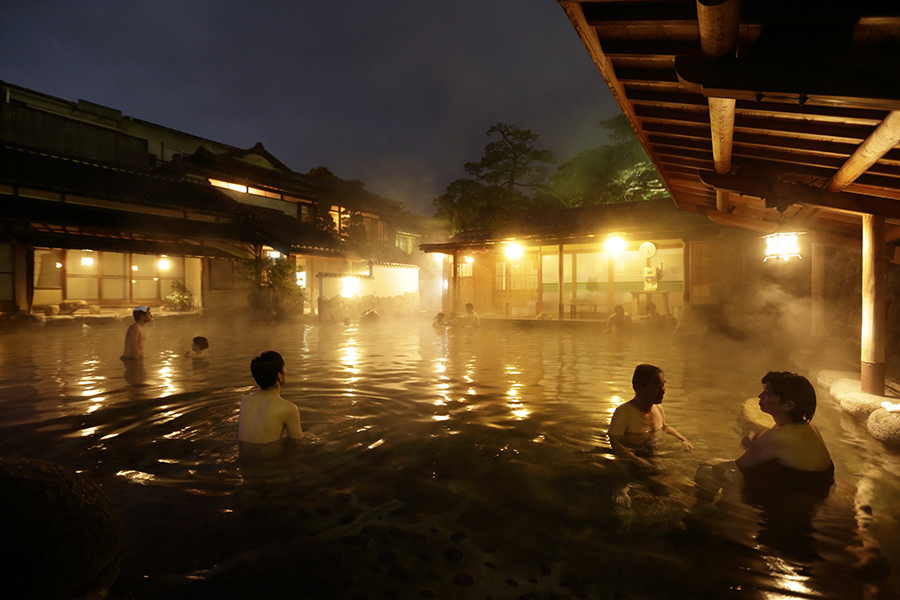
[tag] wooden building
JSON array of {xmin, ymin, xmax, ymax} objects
[
  {"xmin": 0, "ymin": 81, "xmax": 426, "ymax": 316},
  {"xmin": 421, "ymin": 198, "xmax": 750, "ymax": 321},
  {"xmin": 559, "ymin": 0, "xmax": 900, "ymax": 393}
]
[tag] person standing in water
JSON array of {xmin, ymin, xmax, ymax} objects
[
  {"xmin": 121, "ymin": 305, "xmax": 152, "ymax": 360},
  {"xmin": 238, "ymin": 351, "xmax": 303, "ymax": 444},
  {"xmin": 606, "ymin": 363, "xmax": 693, "ymax": 506}
]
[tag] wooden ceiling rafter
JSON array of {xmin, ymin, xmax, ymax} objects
[{"xmin": 562, "ymin": 0, "xmax": 900, "ymax": 250}]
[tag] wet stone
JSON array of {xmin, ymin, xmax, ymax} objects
[
  {"xmin": 443, "ymin": 547, "xmax": 464, "ymax": 563},
  {"xmin": 388, "ymin": 564, "xmax": 409, "ymax": 579},
  {"xmin": 453, "ymin": 573, "xmax": 475, "ymax": 586},
  {"xmin": 342, "ymin": 534, "xmax": 370, "ymax": 547},
  {"xmin": 449, "ymin": 532, "xmax": 467, "ymax": 543}
]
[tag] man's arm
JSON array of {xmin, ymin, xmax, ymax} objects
[
  {"xmin": 282, "ymin": 402, "xmax": 303, "ymax": 440},
  {"xmin": 662, "ymin": 423, "xmax": 694, "ymax": 450},
  {"xmin": 134, "ymin": 327, "xmax": 145, "ymax": 359}
]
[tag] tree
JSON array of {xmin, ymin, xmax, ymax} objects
[
  {"xmin": 433, "ymin": 123, "xmax": 555, "ymax": 233},
  {"xmin": 341, "ymin": 208, "xmax": 369, "ymax": 254},
  {"xmin": 549, "ymin": 115, "xmax": 668, "ymax": 207}
]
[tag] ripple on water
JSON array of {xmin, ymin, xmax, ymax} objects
[{"xmin": 0, "ymin": 317, "xmax": 897, "ymax": 599}]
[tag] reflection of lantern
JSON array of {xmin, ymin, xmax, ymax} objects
[{"xmin": 763, "ymin": 232, "xmax": 803, "ymax": 262}]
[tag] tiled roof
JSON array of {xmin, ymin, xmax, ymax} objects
[
  {"xmin": 160, "ymin": 145, "xmax": 331, "ymax": 201},
  {"xmin": 423, "ymin": 199, "xmax": 730, "ymax": 251},
  {"xmin": 243, "ymin": 205, "xmax": 343, "ymax": 255},
  {"xmin": 1, "ymin": 144, "xmax": 248, "ymax": 218},
  {"xmin": 1, "ymin": 143, "xmax": 346, "ymax": 257}
]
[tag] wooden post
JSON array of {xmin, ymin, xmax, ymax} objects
[
  {"xmin": 607, "ymin": 251, "xmax": 616, "ymax": 312},
  {"xmin": 571, "ymin": 252, "xmax": 578, "ymax": 319},
  {"xmin": 536, "ymin": 247, "xmax": 543, "ymax": 316},
  {"xmin": 505, "ymin": 258, "xmax": 511, "ymax": 317},
  {"xmin": 861, "ymin": 215, "xmax": 885, "ymax": 395},
  {"xmin": 682, "ymin": 241, "xmax": 691, "ymax": 306},
  {"xmin": 558, "ymin": 243, "xmax": 565, "ymax": 320},
  {"xmin": 811, "ymin": 242, "xmax": 825, "ymax": 342},
  {"xmin": 452, "ymin": 250, "xmax": 459, "ymax": 318}
]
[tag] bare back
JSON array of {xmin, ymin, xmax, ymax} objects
[
  {"xmin": 736, "ymin": 422, "xmax": 831, "ymax": 471},
  {"xmin": 121, "ymin": 322, "xmax": 145, "ymax": 359},
  {"xmin": 238, "ymin": 389, "xmax": 303, "ymax": 444}
]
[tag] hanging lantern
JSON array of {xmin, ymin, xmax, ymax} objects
[{"xmin": 763, "ymin": 231, "xmax": 803, "ymax": 262}]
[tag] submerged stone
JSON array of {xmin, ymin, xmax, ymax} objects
[{"xmin": 0, "ymin": 457, "xmax": 121, "ymax": 600}]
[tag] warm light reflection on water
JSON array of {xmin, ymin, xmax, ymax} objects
[{"xmin": 0, "ymin": 317, "xmax": 896, "ymax": 599}]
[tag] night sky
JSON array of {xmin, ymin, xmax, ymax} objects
[{"xmin": 1, "ymin": 1, "xmax": 619, "ymax": 216}]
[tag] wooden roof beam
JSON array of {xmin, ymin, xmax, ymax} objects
[
  {"xmin": 675, "ymin": 54, "xmax": 900, "ymax": 111},
  {"xmin": 827, "ymin": 111, "xmax": 900, "ymax": 191},
  {"xmin": 697, "ymin": 0, "xmax": 741, "ymax": 179},
  {"xmin": 700, "ymin": 170, "xmax": 900, "ymax": 221}
]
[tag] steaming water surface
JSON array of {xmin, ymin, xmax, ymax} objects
[{"xmin": 0, "ymin": 316, "xmax": 898, "ymax": 599}]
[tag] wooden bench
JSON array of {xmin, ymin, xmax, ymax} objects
[{"xmin": 568, "ymin": 301, "xmax": 601, "ymax": 318}]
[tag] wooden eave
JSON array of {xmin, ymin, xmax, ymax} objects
[{"xmin": 560, "ymin": 0, "xmax": 900, "ymax": 257}]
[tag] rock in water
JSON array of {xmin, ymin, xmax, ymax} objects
[{"xmin": 0, "ymin": 458, "xmax": 121, "ymax": 599}]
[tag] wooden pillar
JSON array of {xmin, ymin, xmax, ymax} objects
[
  {"xmin": 452, "ymin": 250, "xmax": 459, "ymax": 317},
  {"xmin": 682, "ymin": 241, "xmax": 691, "ymax": 306},
  {"xmin": 571, "ymin": 252, "xmax": 578, "ymax": 319},
  {"xmin": 607, "ymin": 251, "xmax": 616, "ymax": 311},
  {"xmin": 558, "ymin": 243, "xmax": 565, "ymax": 320},
  {"xmin": 861, "ymin": 215, "xmax": 885, "ymax": 395},
  {"xmin": 811, "ymin": 243, "xmax": 825, "ymax": 341},
  {"xmin": 536, "ymin": 247, "xmax": 543, "ymax": 316},
  {"xmin": 505, "ymin": 258, "xmax": 511, "ymax": 317}
]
